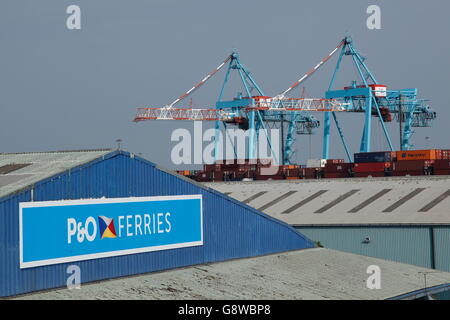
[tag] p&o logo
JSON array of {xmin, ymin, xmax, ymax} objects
[
  {"xmin": 67, "ymin": 215, "xmax": 116, "ymax": 244},
  {"xmin": 67, "ymin": 212, "xmax": 172, "ymax": 244},
  {"xmin": 98, "ymin": 216, "xmax": 117, "ymax": 239}
]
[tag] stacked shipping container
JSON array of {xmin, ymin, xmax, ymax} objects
[
  {"xmin": 323, "ymin": 159, "xmax": 352, "ymax": 179},
  {"xmin": 352, "ymin": 152, "xmax": 394, "ymax": 177},
  {"xmin": 434, "ymin": 159, "xmax": 450, "ymax": 175},
  {"xmin": 179, "ymin": 149, "xmax": 450, "ymax": 182},
  {"xmin": 393, "ymin": 150, "xmax": 448, "ymax": 176}
]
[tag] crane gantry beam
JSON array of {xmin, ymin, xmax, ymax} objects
[
  {"xmin": 133, "ymin": 97, "xmax": 348, "ymax": 122},
  {"xmin": 133, "ymin": 36, "xmax": 436, "ymax": 164}
]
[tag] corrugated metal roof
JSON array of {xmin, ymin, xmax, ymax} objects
[
  {"xmin": 204, "ymin": 176, "xmax": 450, "ymax": 225},
  {"xmin": 11, "ymin": 248, "xmax": 450, "ymax": 300},
  {"xmin": 0, "ymin": 149, "xmax": 112, "ymax": 199},
  {"xmin": 0, "ymin": 164, "xmax": 31, "ymax": 174}
]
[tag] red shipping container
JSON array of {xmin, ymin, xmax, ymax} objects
[
  {"xmin": 324, "ymin": 172, "xmax": 348, "ymax": 179},
  {"xmin": 324, "ymin": 163, "xmax": 354, "ymax": 173},
  {"xmin": 203, "ymin": 164, "xmax": 216, "ymax": 172},
  {"xmin": 435, "ymin": 169, "xmax": 450, "ymax": 175},
  {"xmin": 354, "ymin": 162, "xmax": 390, "ymax": 173},
  {"xmin": 393, "ymin": 160, "xmax": 433, "ymax": 172},
  {"xmin": 326, "ymin": 159, "xmax": 345, "ymax": 164},
  {"xmin": 441, "ymin": 150, "xmax": 450, "ymax": 160},
  {"xmin": 301, "ymin": 168, "xmax": 322, "ymax": 179},
  {"xmin": 285, "ymin": 168, "xmax": 300, "ymax": 177},
  {"xmin": 434, "ymin": 160, "xmax": 450, "ymax": 170},
  {"xmin": 212, "ymin": 171, "xmax": 223, "ymax": 181}
]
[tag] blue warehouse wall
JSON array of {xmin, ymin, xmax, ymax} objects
[{"xmin": 0, "ymin": 151, "xmax": 314, "ymax": 297}]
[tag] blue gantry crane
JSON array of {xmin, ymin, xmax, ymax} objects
[
  {"xmin": 134, "ymin": 50, "xmax": 338, "ymax": 164},
  {"xmin": 134, "ymin": 36, "xmax": 436, "ymax": 164},
  {"xmin": 322, "ymin": 37, "xmax": 436, "ymax": 161}
]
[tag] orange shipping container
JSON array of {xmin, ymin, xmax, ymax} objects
[{"xmin": 396, "ymin": 149, "xmax": 438, "ymax": 161}]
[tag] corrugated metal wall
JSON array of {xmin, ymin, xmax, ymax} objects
[
  {"xmin": 296, "ymin": 226, "xmax": 434, "ymax": 269},
  {"xmin": 433, "ymin": 227, "xmax": 450, "ymax": 272},
  {"xmin": 0, "ymin": 151, "xmax": 314, "ymax": 297}
]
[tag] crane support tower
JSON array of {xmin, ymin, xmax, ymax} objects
[
  {"xmin": 322, "ymin": 37, "xmax": 436, "ymax": 160},
  {"xmin": 134, "ymin": 51, "xmax": 345, "ymax": 164},
  {"xmin": 134, "ymin": 36, "xmax": 436, "ymax": 164}
]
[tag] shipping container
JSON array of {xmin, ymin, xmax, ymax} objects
[
  {"xmin": 284, "ymin": 168, "xmax": 300, "ymax": 177},
  {"xmin": 434, "ymin": 160, "xmax": 450, "ymax": 170},
  {"xmin": 324, "ymin": 172, "xmax": 348, "ymax": 179},
  {"xmin": 324, "ymin": 163, "xmax": 354, "ymax": 173},
  {"xmin": 326, "ymin": 159, "xmax": 345, "ymax": 164},
  {"xmin": 354, "ymin": 151, "xmax": 395, "ymax": 163},
  {"xmin": 204, "ymin": 164, "xmax": 216, "ymax": 172},
  {"xmin": 442, "ymin": 150, "xmax": 450, "ymax": 160},
  {"xmin": 393, "ymin": 160, "xmax": 433, "ymax": 172},
  {"xmin": 212, "ymin": 171, "xmax": 224, "ymax": 181},
  {"xmin": 354, "ymin": 162, "xmax": 391, "ymax": 173},
  {"xmin": 396, "ymin": 149, "xmax": 440, "ymax": 161},
  {"xmin": 301, "ymin": 167, "xmax": 323, "ymax": 179},
  {"xmin": 306, "ymin": 159, "xmax": 327, "ymax": 168}
]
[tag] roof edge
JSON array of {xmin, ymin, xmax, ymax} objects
[
  {"xmin": 0, "ymin": 149, "xmax": 118, "ymax": 202},
  {"xmin": 0, "ymin": 148, "xmax": 113, "ymax": 155}
]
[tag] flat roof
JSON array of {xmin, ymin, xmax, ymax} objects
[
  {"xmin": 11, "ymin": 248, "xmax": 450, "ymax": 300},
  {"xmin": 205, "ymin": 176, "xmax": 450, "ymax": 225}
]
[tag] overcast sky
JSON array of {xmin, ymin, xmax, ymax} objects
[{"xmin": 1, "ymin": 0, "xmax": 449, "ymax": 168}]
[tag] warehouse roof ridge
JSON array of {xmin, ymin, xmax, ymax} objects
[
  {"xmin": 0, "ymin": 149, "xmax": 115, "ymax": 199},
  {"xmin": 0, "ymin": 148, "xmax": 114, "ymax": 155}
]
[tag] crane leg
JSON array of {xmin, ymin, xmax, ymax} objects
[{"xmin": 322, "ymin": 112, "xmax": 331, "ymax": 159}]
